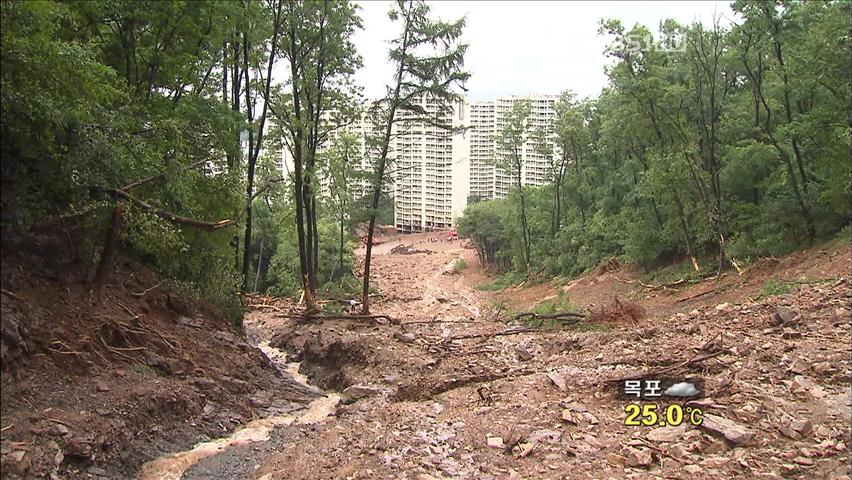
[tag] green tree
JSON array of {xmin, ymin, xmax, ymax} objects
[{"xmin": 359, "ymin": 0, "xmax": 469, "ymax": 313}]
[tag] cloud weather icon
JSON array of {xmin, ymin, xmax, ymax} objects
[{"xmin": 664, "ymin": 382, "xmax": 700, "ymax": 397}]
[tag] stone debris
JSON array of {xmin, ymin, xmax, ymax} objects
[
  {"xmin": 546, "ymin": 371, "xmax": 566, "ymax": 391},
  {"xmin": 778, "ymin": 418, "xmax": 812, "ymax": 439},
  {"xmin": 486, "ymin": 436, "xmax": 504, "ymax": 449},
  {"xmin": 341, "ymin": 385, "xmax": 382, "ymax": 404},
  {"xmin": 646, "ymin": 424, "xmax": 688, "ymax": 443},
  {"xmin": 700, "ymin": 414, "xmax": 755, "ymax": 446}
]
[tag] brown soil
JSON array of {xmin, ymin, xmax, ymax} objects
[
  {"xmin": 248, "ymin": 234, "xmax": 850, "ymax": 479},
  {"xmin": 3, "ymin": 227, "xmax": 849, "ymax": 479},
  {"xmin": 0, "ymin": 231, "xmax": 317, "ymax": 479}
]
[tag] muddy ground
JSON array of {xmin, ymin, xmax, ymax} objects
[
  {"xmin": 244, "ymin": 234, "xmax": 851, "ymax": 479},
  {"xmin": 1, "ymin": 230, "xmax": 850, "ymax": 479},
  {"xmin": 0, "ymin": 232, "xmax": 320, "ymax": 479}
]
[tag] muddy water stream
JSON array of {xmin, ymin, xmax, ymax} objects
[{"xmin": 137, "ymin": 342, "xmax": 337, "ymax": 480}]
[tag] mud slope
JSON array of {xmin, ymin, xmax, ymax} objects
[
  {"xmin": 0, "ymin": 232, "xmax": 318, "ymax": 479},
  {"xmin": 249, "ymin": 235, "xmax": 850, "ymax": 479}
]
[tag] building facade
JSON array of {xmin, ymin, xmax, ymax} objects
[{"xmin": 280, "ymin": 94, "xmax": 558, "ymax": 233}]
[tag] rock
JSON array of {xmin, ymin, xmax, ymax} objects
[
  {"xmin": 715, "ymin": 302, "xmax": 730, "ymax": 311},
  {"xmin": 684, "ymin": 464, "xmax": 703, "ymax": 474},
  {"xmin": 95, "ymin": 380, "xmax": 110, "ymax": 392},
  {"xmin": 393, "ymin": 332, "xmax": 416, "ymax": 344},
  {"xmin": 527, "ymin": 429, "xmax": 562, "ymax": 445},
  {"xmin": 546, "ymin": 371, "xmax": 566, "ymax": 391},
  {"xmin": 49, "ymin": 423, "xmax": 70, "ymax": 437},
  {"xmin": 779, "ymin": 418, "xmax": 812, "ymax": 439},
  {"xmin": 793, "ymin": 456, "xmax": 814, "ymax": 466},
  {"xmin": 782, "ymin": 328, "xmax": 802, "ymax": 339},
  {"xmin": 514, "ymin": 345, "xmax": 533, "ymax": 361},
  {"xmin": 176, "ymin": 316, "xmax": 204, "ymax": 328},
  {"xmin": 563, "ymin": 401, "xmax": 588, "ymax": 413},
  {"xmin": 623, "ymin": 447, "xmax": 653, "ymax": 467},
  {"xmin": 341, "ymin": 385, "xmax": 382, "ymax": 404},
  {"xmin": 646, "ymin": 424, "xmax": 688, "ymax": 443},
  {"xmin": 467, "ymin": 306, "xmax": 480, "ymax": 318},
  {"xmin": 791, "ymin": 375, "xmax": 814, "ymax": 395},
  {"xmin": 832, "ymin": 308, "xmax": 850, "ymax": 325},
  {"xmin": 87, "ymin": 466, "xmax": 108, "ymax": 477},
  {"xmin": 486, "ymin": 436, "xmax": 504, "ymax": 449},
  {"xmin": 770, "ymin": 307, "xmax": 797, "ymax": 326},
  {"xmin": 700, "ymin": 414, "xmax": 755, "ymax": 445},
  {"xmin": 787, "ymin": 358, "xmax": 810, "ymax": 374},
  {"xmin": 161, "ymin": 358, "xmax": 185, "ymax": 375}
]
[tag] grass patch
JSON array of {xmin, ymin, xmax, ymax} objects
[
  {"xmin": 521, "ymin": 291, "xmax": 595, "ymax": 331},
  {"xmin": 530, "ymin": 290, "xmax": 577, "ymax": 315},
  {"xmin": 130, "ymin": 363, "xmax": 160, "ymax": 377},
  {"xmin": 451, "ymin": 258, "xmax": 468, "ymax": 273},
  {"xmin": 759, "ymin": 278, "xmax": 798, "ymax": 297},
  {"xmin": 475, "ymin": 271, "xmax": 524, "ymax": 291},
  {"xmin": 758, "ymin": 276, "xmax": 837, "ymax": 299},
  {"xmin": 642, "ymin": 257, "xmax": 708, "ymax": 285}
]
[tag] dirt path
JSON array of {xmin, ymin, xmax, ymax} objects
[{"xmin": 138, "ymin": 237, "xmax": 851, "ymax": 479}]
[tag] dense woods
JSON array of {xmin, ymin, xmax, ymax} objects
[
  {"xmin": 1, "ymin": 0, "xmax": 848, "ymax": 322},
  {"xmin": 460, "ymin": 1, "xmax": 850, "ymax": 278}
]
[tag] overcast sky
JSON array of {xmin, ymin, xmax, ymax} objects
[{"xmin": 352, "ymin": 1, "xmax": 737, "ymax": 101}]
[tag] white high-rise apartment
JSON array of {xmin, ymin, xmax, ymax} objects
[
  {"xmin": 393, "ymin": 96, "xmax": 469, "ymax": 233},
  {"xmin": 469, "ymin": 101, "xmax": 496, "ymax": 201},
  {"xmin": 278, "ymin": 94, "xmax": 557, "ymax": 233},
  {"xmin": 493, "ymin": 95, "xmax": 558, "ymax": 198}
]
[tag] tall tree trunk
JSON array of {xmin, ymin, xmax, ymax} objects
[
  {"xmin": 361, "ymin": 7, "xmax": 412, "ymax": 314},
  {"xmin": 92, "ymin": 203, "xmax": 126, "ymax": 304},
  {"xmin": 253, "ymin": 237, "xmax": 264, "ymax": 292},
  {"xmin": 241, "ymin": 35, "xmax": 255, "ymax": 292},
  {"xmin": 673, "ymin": 193, "xmax": 700, "ymax": 273}
]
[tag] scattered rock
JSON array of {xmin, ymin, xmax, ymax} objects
[
  {"xmin": 486, "ymin": 436, "xmax": 504, "ymax": 449},
  {"xmin": 514, "ymin": 345, "xmax": 533, "ymax": 361},
  {"xmin": 700, "ymin": 414, "xmax": 755, "ymax": 445},
  {"xmin": 527, "ymin": 429, "xmax": 562, "ymax": 445},
  {"xmin": 87, "ymin": 466, "xmax": 108, "ymax": 477},
  {"xmin": 646, "ymin": 424, "xmax": 688, "ymax": 443},
  {"xmin": 341, "ymin": 385, "xmax": 382, "ymax": 404},
  {"xmin": 791, "ymin": 375, "xmax": 814, "ymax": 396},
  {"xmin": 623, "ymin": 447, "xmax": 654, "ymax": 467},
  {"xmin": 393, "ymin": 332, "xmax": 416, "ymax": 344},
  {"xmin": 770, "ymin": 307, "xmax": 797, "ymax": 326},
  {"xmin": 779, "ymin": 418, "xmax": 812, "ymax": 439},
  {"xmin": 832, "ymin": 308, "xmax": 850, "ymax": 325},
  {"xmin": 546, "ymin": 371, "xmax": 566, "ymax": 391}
]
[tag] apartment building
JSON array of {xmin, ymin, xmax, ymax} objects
[
  {"xmin": 393, "ymin": 96, "xmax": 469, "ymax": 233},
  {"xmin": 492, "ymin": 95, "xmax": 558, "ymax": 198},
  {"xmin": 279, "ymin": 94, "xmax": 557, "ymax": 233},
  {"xmin": 468, "ymin": 102, "xmax": 496, "ymax": 201}
]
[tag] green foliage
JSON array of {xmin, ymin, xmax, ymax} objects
[
  {"xmin": 530, "ymin": 291, "xmax": 577, "ymax": 316},
  {"xmin": 475, "ymin": 271, "xmax": 525, "ymax": 291},
  {"xmin": 1, "ymin": 0, "xmax": 262, "ymax": 323},
  {"xmin": 460, "ymin": 3, "xmax": 849, "ymax": 281},
  {"xmin": 451, "ymin": 258, "xmax": 467, "ymax": 273},
  {"xmin": 758, "ymin": 279, "xmax": 798, "ymax": 298}
]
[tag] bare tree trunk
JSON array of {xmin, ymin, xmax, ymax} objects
[
  {"xmin": 92, "ymin": 203, "xmax": 126, "ymax": 304},
  {"xmin": 253, "ymin": 237, "xmax": 264, "ymax": 292}
]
